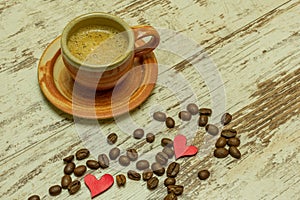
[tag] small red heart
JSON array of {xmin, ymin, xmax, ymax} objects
[
  {"xmin": 84, "ymin": 174, "xmax": 114, "ymax": 198},
  {"xmin": 174, "ymin": 134, "xmax": 198, "ymax": 159}
]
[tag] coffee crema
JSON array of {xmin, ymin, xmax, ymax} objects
[{"xmin": 67, "ymin": 25, "xmax": 128, "ymax": 66}]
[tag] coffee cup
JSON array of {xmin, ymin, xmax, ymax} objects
[{"xmin": 60, "ymin": 12, "xmax": 160, "ymax": 90}]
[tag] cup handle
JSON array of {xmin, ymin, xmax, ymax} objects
[{"xmin": 131, "ymin": 25, "xmax": 160, "ymax": 57}]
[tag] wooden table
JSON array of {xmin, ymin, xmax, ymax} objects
[{"xmin": 1, "ymin": 0, "xmax": 299, "ymax": 199}]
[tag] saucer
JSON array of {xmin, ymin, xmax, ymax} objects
[{"xmin": 38, "ymin": 36, "xmax": 158, "ymax": 119}]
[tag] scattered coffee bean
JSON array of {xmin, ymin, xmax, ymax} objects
[
  {"xmin": 75, "ymin": 148, "xmax": 90, "ymax": 160},
  {"xmin": 68, "ymin": 180, "xmax": 81, "ymax": 195},
  {"xmin": 205, "ymin": 124, "xmax": 219, "ymax": 136},
  {"xmin": 166, "ymin": 117, "xmax": 175, "ymax": 128},
  {"xmin": 133, "ymin": 128, "xmax": 144, "ymax": 139},
  {"xmin": 61, "ymin": 175, "xmax": 72, "ymax": 189},
  {"xmin": 164, "ymin": 193, "xmax": 178, "ymax": 200},
  {"xmin": 153, "ymin": 111, "xmax": 167, "ymax": 122},
  {"xmin": 167, "ymin": 185, "xmax": 184, "ymax": 196},
  {"xmin": 198, "ymin": 115, "xmax": 208, "ymax": 127},
  {"xmin": 199, "ymin": 108, "xmax": 212, "ymax": 116},
  {"xmin": 151, "ymin": 162, "xmax": 165, "ymax": 176},
  {"xmin": 119, "ymin": 155, "xmax": 130, "ymax": 166},
  {"xmin": 146, "ymin": 133, "xmax": 155, "ymax": 143},
  {"xmin": 187, "ymin": 103, "xmax": 199, "ymax": 115},
  {"xmin": 221, "ymin": 129, "xmax": 237, "ymax": 138},
  {"xmin": 198, "ymin": 170, "xmax": 210, "ymax": 180},
  {"xmin": 107, "ymin": 133, "xmax": 118, "ymax": 144},
  {"xmin": 116, "ymin": 174, "xmax": 126, "ymax": 187},
  {"xmin": 227, "ymin": 137, "xmax": 240, "ymax": 147},
  {"xmin": 49, "ymin": 185, "xmax": 62, "ymax": 196},
  {"xmin": 167, "ymin": 162, "xmax": 180, "ymax": 178},
  {"xmin": 74, "ymin": 165, "xmax": 86, "ymax": 177},
  {"xmin": 127, "ymin": 170, "xmax": 141, "ymax": 181},
  {"xmin": 147, "ymin": 177, "xmax": 159, "ymax": 190},
  {"xmin": 229, "ymin": 146, "xmax": 241, "ymax": 159},
  {"xmin": 98, "ymin": 154, "xmax": 109, "ymax": 168},
  {"xmin": 164, "ymin": 177, "xmax": 176, "ymax": 187},
  {"xmin": 178, "ymin": 111, "xmax": 191, "ymax": 121},
  {"xmin": 156, "ymin": 152, "xmax": 169, "ymax": 165},
  {"xmin": 28, "ymin": 195, "xmax": 40, "ymax": 200},
  {"xmin": 64, "ymin": 162, "xmax": 75, "ymax": 175},
  {"xmin": 126, "ymin": 148, "xmax": 138, "ymax": 161},
  {"xmin": 215, "ymin": 137, "xmax": 227, "ymax": 148},
  {"xmin": 142, "ymin": 169, "xmax": 153, "ymax": 181},
  {"xmin": 86, "ymin": 160, "xmax": 100, "ymax": 170},
  {"xmin": 161, "ymin": 138, "xmax": 173, "ymax": 147},
  {"xmin": 214, "ymin": 148, "xmax": 229, "ymax": 158},
  {"xmin": 63, "ymin": 155, "xmax": 74, "ymax": 163},
  {"xmin": 221, "ymin": 113, "xmax": 232, "ymax": 125},
  {"xmin": 163, "ymin": 147, "xmax": 174, "ymax": 159},
  {"xmin": 109, "ymin": 147, "xmax": 120, "ymax": 160},
  {"xmin": 136, "ymin": 160, "xmax": 150, "ymax": 170}
]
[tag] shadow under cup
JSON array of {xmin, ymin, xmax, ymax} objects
[{"xmin": 60, "ymin": 12, "xmax": 160, "ymax": 91}]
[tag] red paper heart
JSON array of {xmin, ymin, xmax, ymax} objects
[
  {"xmin": 174, "ymin": 134, "xmax": 198, "ymax": 159},
  {"xmin": 84, "ymin": 174, "xmax": 114, "ymax": 198}
]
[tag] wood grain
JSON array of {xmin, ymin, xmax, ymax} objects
[{"xmin": 0, "ymin": 0, "xmax": 299, "ymax": 199}]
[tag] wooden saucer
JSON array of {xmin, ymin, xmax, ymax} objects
[{"xmin": 38, "ymin": 36, "xmax": 158, "ymax": 119}]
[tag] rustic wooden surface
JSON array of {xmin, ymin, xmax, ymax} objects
[{"xmin": 1, "ymin": 0, "xmax": 300, "ymax": 199}]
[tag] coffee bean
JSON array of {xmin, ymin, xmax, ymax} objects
[
  {"xmin": 64, "ymin": 162, "xmax": 75, "ymax": 175},
  {"xmin": 136, "ymin": 160, "xmax": 150, "ymax": 170},
  {"xmin": 153, "ymin": 111, "xmax": 167, "ymax": 122},
  {"xmin": 146, "ymin": 133, "xmax": 155, "ymax": 143},
  {"xmin": 151, "ymin": 162, "xmax": 165, "ymax": 176},
  {"xmin": 227, "ymin": 137, "xmax": 240, "ymax": 147},
  {"xmin": 164, "ymin": 177, "xmax": 176, "ymax": 187},
  {"xmin": 215, "ymin": 137, "xmax": 227, "ymax": 148},
  {"xmin": 63, "ymin": 155, "xmax": 74, "ymax": 163},
  {"xmin": 205, "ymin": 124, "xmax": 219, "ymax": 136},
  {"xmin": 68, "ymin": 180, "xmax": 81, "ymax": 195},
  {"xmin": 198, "ymin": 170, "xmax": 210, "ymax": 180},
  {"xmin": 187, "ymin": 103, "xmax": 199, "ymax": 115},
  {"xmin": 199, "ymin": 108, "xmax": 212, "ymax": 116},
  {"xmin": 28, "ymin": 195, "xmax": 40, "ymax": 200},
  {"xmin": 221, "ymin": 113, "xmax": 232, "ymax": 125},
  {"xmin": 126, "ymin": 148, "xmax": 138, "ymax": 161},
  {"xmin": 166, "ymin": 117, "xmax": 175, "ymax": 128},
  {"xmin": 142, "ymin": 169, "xmax": 153, "ymax": 181},
  {"xmin": 98, "ymin": 154, "xmax": 109, "ymax": 168},
  {"xmin": 229, "ymin": 146, "xmax": 241, "ymax": 159},
  {"xmin": 49, "ymin": 185, "xmax": 62, "ymax": 196},
  {"xmin": 214, "ymin": 148, "xmax": 229, "ymax": 158},
  {"xmin": 178, "ymin": 111, "xmax": 191, "ymax": 121},
  {"xmin": 198, "ymin": 115, "xmax": 208, "ymax": 127},
  {"xmin": 164, "ymin": 193, "xmax": 178, "ymax": 200},
  {"xmin": 221, "ymin": 129, "xmax": 237, "ymax": 138},
  {"xmin": 167, "ymin": 162, "xmax": 180, "ymax": 178},
  {"xmin": 156, "ymin": 152, "xmax": 168, "ymax": 165},
  {"xmin": 107, "ymin": 133, "xmax": 118, "ymax": 145},
  {"xmin": 147, "ymin": 177, "xmax": 159, "ymax": 190},
  {"xmin": 167, "ymin": 185, "xmax": 184, "ymax": 195},
  {"xmin": 109, "ymin": 147, "xmax": 120, "ymax": 160},
  {"xmin": 127, "ymin": 170, "xmax": 141, "ymax": 181},
  {"xmin": 133, "ymin": 128, "xmax": 144, "ymax": 139},
  {"xmin": 161, "ymin": 138, "xmax": 173, "ymax": 147},
  {"xmin": 119, "ymin": 155, "xmax": 130, "ymax": 166},
  {"xmin": 61, "ymin": 175, "xmax": 72, "ymax": 189},
  {"xmin": 74, "ymin": 165, "xmax": 86, "ymax": 177},
  {"xmin": 86, "ymin": 160, "xmax": 100, "ymax": 170},
  {"xmin": 116, "ymin": 174, "xmax": 126, "ymax": 187},
  {"xmin": 163, "ymin": 147, "xmax": 174, "ymax": 159},
  {"xmin": 75, "ymin": 148, "xmax": 90, "ymax": 160}
]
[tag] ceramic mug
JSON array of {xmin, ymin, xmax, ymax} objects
[{"xmin": 61, "ymin": 12, "xmax": 160, "ymax": 90}]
